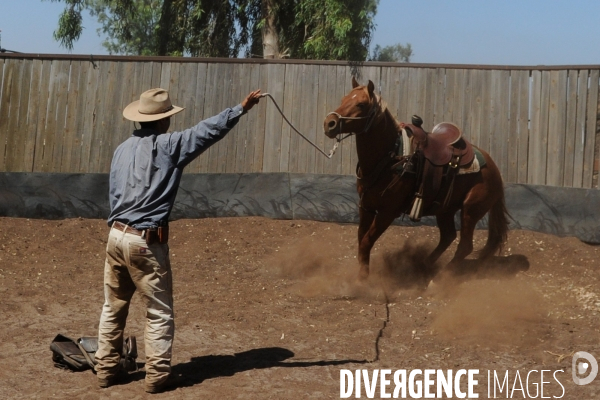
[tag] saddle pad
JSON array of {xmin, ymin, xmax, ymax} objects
[
  {"xmin": 458, "ymin": 148, "xmax": 486, "ymax": 175},
  {"xmin": 474, "ymin": 147, "xmax": 486, "ymax": 167}
]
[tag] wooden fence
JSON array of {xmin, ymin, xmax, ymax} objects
[{"xmin": 1, "ymin": 54, "xmax": 599, "ymax": 188}]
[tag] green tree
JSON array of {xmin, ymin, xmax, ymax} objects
[
  {"xmin": 47, "ymin": 0, "xmax": 379, "ymax": 60},
  {"xmin": 370, "ymin": 43, "xmax": 412, "ymax": 63},
  {"xmin": 88, "ymin": 0, "xmax": 161, "ymax": 56}
]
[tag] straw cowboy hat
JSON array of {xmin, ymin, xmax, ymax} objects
[{"xmin": 123, "ymin": 88, "xmax": 184, "ymax": 122}]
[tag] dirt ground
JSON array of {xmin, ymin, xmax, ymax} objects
[{"xmin": 0, "ymin": 216, "xmax": 599, "ymax": 399}]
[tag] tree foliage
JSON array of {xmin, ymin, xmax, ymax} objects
[
  {"xmin": 370, "ymin": 43, "xmax": 413, "ymax": 63},
  {"xmin": 47, "ymin": 0, "xmax": 379, "ymax": 60}
]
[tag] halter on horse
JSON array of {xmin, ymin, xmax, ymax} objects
[{"xmin": 323, "ymin": 77, "xmax": 509, "ymax": 283}]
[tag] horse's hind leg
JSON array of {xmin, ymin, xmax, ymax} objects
[
  {"xmin": 446, "ymin": 204, "xmax": 489, "ymax": 272},
  {"xmin": 425, "ymin": 211, "xmax": 458, "ymax": 266}
]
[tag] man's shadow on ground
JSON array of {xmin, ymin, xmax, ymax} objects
[{"xmin": 169, "ymin": 347, "xmax": 366, "ymax": 389}]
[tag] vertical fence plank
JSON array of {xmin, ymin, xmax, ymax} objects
[
  {"xmin": 528, "ymin": 71, "xmax": 544, "ymax": 184},
  {"xmin": 315, "ymin": 65, "xmax": 330, "ymax": 174},
  {"xmin": 68, "ymin": 61, "xmax": 88, "ymax": 173},
  {"xmin": 546, "ymin": 70, "xmax": 568, "ymax": 186},
  {"xmin": 208, "ymin": 61, "xmax": 229, "ymax": 173},
  {"xmin": 280, "ymin": 63, "xmax": 297, "ymax": 172},
  {"xmin": 0, "ymin": 58, "xmax": 4, "ymax": 136},
  {"xmin": 539, "ymin": 71, "xmax": 552, "ymax": 185},
  {"xmin": 250, "ymin": 64, "xmax": 268, "ymax": 172},
  {"xmin": 572, "ymin": 70, "xmax": 588, "ymax": 188},
  {"xmin": 583, "ymin": 69, "xmax": 599, "ymax": 187},
  {"xmin": 175, "ymin": 63, "xmax": 198, "ymax": 134},
  {"xmin": 528, "ymin": 71, "xmax": 551, "ymax": 184},
  {"xmin": 113, "ymin": 61, "xmax": 136, "ymax": 167},
  {"xmin": 562, "ymin": 70, "xmax": 579, "ymax": 187},
  {"xmin": 24, "ymin": 59, "xmax": 43, "ymax": 172},
  {"xmin": 198, "ymin": 63, "xmax": 219, "ymax": 173},
  {"xmin": 185, "ymin": 62, "xmax": 208, "ymax": 174},
  {"xmin": 86, "ymin": 61, "xmax": 110, "ymax": 172},
  {"xmin": 304, "ymin": 64, "xmax": 320, "ymax": 174},
  {"xmin": 78, "ymin": 62, "xmax": 100, "ymax": 173},
  {"xmin": 513, "ymin": 70, "xmax": 530, "ymax": 184},
  {"xmin": 214, "ymin": 63, "xmax": 235, "ymax": 173},
  {"xmin": 490, "ymin": 70, "xmax": 510, "ymax": 179},
  {"xmin": 446, "ymin": 68, "xmax": 466, "ymax": 125},
  {"xmin": 225, "ymin": 63, "xmax": 242, "ymax": 173},
  {"xmin": 0, "ymin": 59, "xmax": 16, "ymax": 171},
  {"xmin": 442, "ymin": 68, "xmax": 456, "ymax": 123},
  {"xmin": 413, "ymin": 67, "xmax": 427, "ymax": 120},
  {"xmin": 478, "ymin": 70, "xmax": 492, "ymax": 153},
  {"xmin": 337, "ymin": 65, "xmax": 352, "ymax": 175},
  {"xmin": 323, "ymin": 65, "xmax": 339, "ymax": 175},
  {"xmin": 300, "ymin": 64, "xmax": 318, "ymax": 174},
  {"xmin": 293, "ymin": 64, "xmax": 309, "ymax": 173},
  {"xmin": 465, "ymin": 69, "xmax": 482, "ymax": 148},
  {"xmin": 293, "ymin": 64, "xmax": 312, "ymax": 173},
  {"xmin": 406, "ymin": 68, "xmax": 421, "ymax": 125},
  {"xmin": 41, "ymin": 60, "xmax": 70, "ymax": 172},
  {"xmin": 423, "ymin": 68, "xmax": 437, "ymax": 127},
  {"xmin": 224, "ymin": 62, "xmax": 242, "ymax": 174},
  {"xmin": 100, "ymin": 61, "xmax": 123, "ymax": 173},
  {"xmin": 396, "ymin": 67, "xmax": 411, "ymax": 124},
  {"xmin": 60, "ymin": 60, "xmax": 81, "ymax": 172},
  {"xmin": 507, "ymin": 70, "xmax": 520, "ymax": 183},
  {"xmin": 232, "ymin": 63, "xmax": 252, "ymax": 173},
  {"xmin": 237, "ymin": 63, "xmax": 260, "ymax": 173},
  {"xmin": 5, "ymin": 59, "xmax": 28, "ymax": 171},
  {"xmin": 380, "ymin": 66, "xmax": 397, "ymax": 121},
  {"xmin": 262, "ymin": 63, "xmax": 285, "ymax": 172},
  {"xmin": 461, "ymin": 69, "xmax": 474, "ymax": 134}
]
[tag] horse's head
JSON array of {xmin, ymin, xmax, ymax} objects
[{"xmin": 324, "ymin": 77, "xmax": 379, "ymax": 139}]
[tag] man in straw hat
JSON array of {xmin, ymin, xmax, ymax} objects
[{"xmin": 95, "ymin": 87, "xmax": 262, "ymax": 393}]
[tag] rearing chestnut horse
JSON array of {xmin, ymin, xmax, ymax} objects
[{"xmin": 323, "ymin": 77, "xmax": 509, "ymax": 281}]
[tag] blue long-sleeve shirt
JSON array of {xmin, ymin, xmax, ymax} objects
[{"xmin": 108, "ymin": 104, "xmax": 244, "ymax": 229}]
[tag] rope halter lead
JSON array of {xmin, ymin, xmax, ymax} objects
[
  {"xmin": 259, "ymin": 92, "xmax": 338, "ymax": 158},
  {"xmin": 256, "ymin": 92, "xmax": 380, "ymax": 159}
]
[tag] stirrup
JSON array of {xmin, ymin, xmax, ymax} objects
[{"xmin": 410, "ymin": 195, "xmax": 423, "ymax": 222}]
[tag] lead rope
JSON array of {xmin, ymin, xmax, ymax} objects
[{"xmin": 259, "ymin": 93, "xmax": 348, "ymax": 159}]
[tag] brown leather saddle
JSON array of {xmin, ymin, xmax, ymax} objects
[
  {"xmin": 402, "ymin": 116, "xmax": 476, "ymax": 221},
  {"xmin": 403, "ymin": 121, "xmax": 474, "ymax": 167}
]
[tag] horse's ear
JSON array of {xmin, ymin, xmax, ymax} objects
[
  {"xmin": 367, "ymin": 80, "xmax": 375, "ymax": 94},
  {"xmin": 352, "ymin": 76, "xmax": 360, "ymax": 88}
]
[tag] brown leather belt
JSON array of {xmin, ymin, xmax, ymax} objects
[
  {"xmin": 113, "ymin": 221, "xmax": 143, "ymax": 236},
  {"xmin": 112, "ymin": 221, "xmax": 169, "ymax": 244}
]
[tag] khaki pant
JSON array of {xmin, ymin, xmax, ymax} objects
[{"xmin": 95, "ymin": 226, "xmax": 174, "ymax": 386}]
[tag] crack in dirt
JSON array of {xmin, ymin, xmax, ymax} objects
[{"xmin": 371, "ymin": 298, "xmax": 391, "ymax": 363}]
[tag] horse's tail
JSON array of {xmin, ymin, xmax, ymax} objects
[{"xmin": 479, "ymin": 186, "xmax": 510, "ymax": 260}]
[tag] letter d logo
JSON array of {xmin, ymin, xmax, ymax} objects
[{"xmin": 572, "ymin": 351, "xmax": 598, "ymax": 385}]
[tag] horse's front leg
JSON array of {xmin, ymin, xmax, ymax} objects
[
  {"xmin": 357, "ymin": 207, "xmax": 376, "ymax": 279},
  {"xmin": 357, "ymin": 207, "xmax": 396, "ymax": 280}
]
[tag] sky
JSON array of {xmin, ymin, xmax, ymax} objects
[{"xmin": 1, "ymin": 0, "xmax": 600, "ymax": 66}]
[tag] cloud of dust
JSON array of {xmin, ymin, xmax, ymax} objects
[
  {"xmin": 370, "ymin": 240, "xmax": 439, "ymax": 296},
  {"xmin": 267, "ymin": 233, "xmax": 372, "ymax": 299},
  {"xmin": 267, "ymin": 233, "xmax": 438, "ymax": 301},
  {"xmin": 430, "ymin": 278, "xmax": 548, "ymax": 346}
]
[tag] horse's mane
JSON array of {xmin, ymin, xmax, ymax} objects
[{"xmin": 373, "ymin": 94, "xmax": 402, "ymax": 133}]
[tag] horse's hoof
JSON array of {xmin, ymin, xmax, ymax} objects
[
  {"xmin": 358, "ymin": 270, "xmax": 369, "ymax": 282},
  {"xmin": 426, "ymin": 279, "xmax": 439, "ymax": 291}
]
